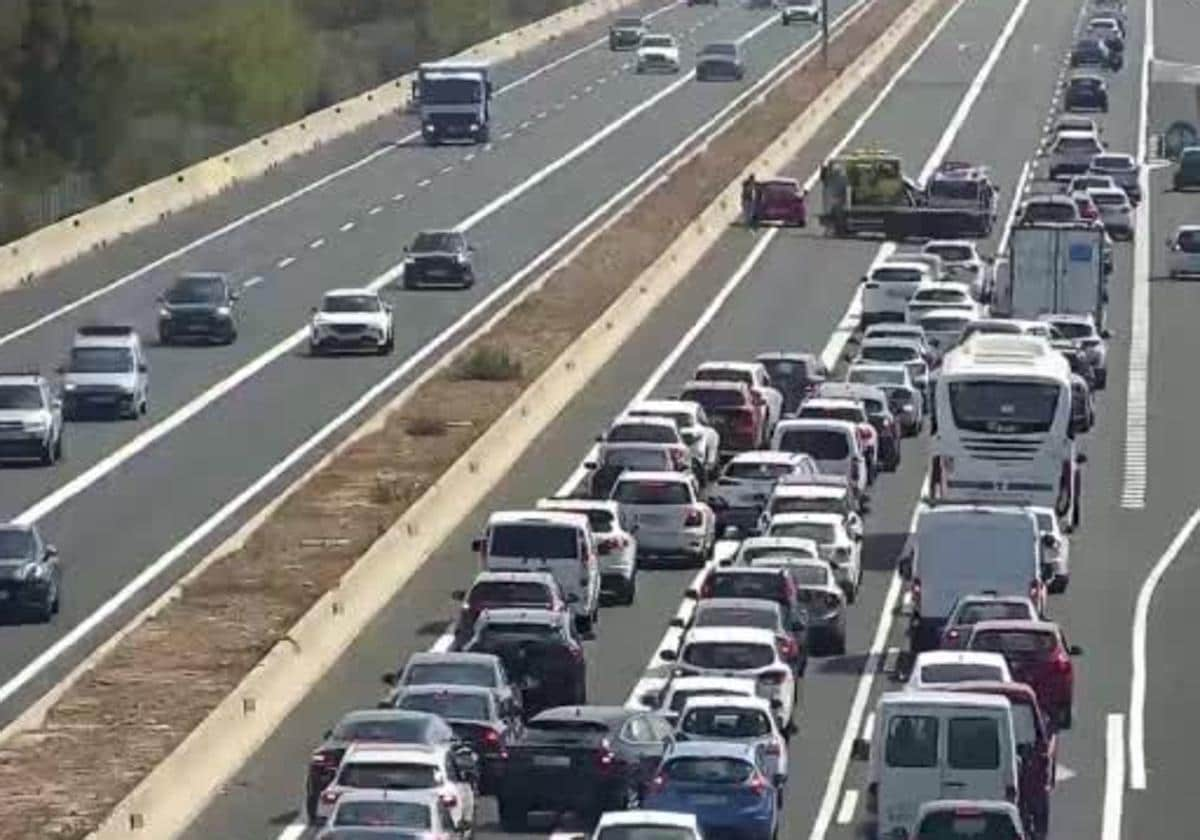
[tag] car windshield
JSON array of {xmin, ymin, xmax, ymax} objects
[
  {"xmin": 709, "ymin": 573, "xmax": 783, "ymax": 601},
  {"xmin": 956, "ymin": 603, "xmax": 1034, "ymax": 625},
  {"xmin": 403, "ymin": 662, "xmax": 495, "ymax": 688},
  {"xmin": 323, "ymin": 294, "xmax": 380, "ymax": 313},
  {"xmin": 609, "ymin": 423, "xmax": 677, "ymax": 443},
  {"xmin": 921, "ymin": 317, "xmax": 969, "ymax": 333},
  {"xmin": 420, "ymin": 76, "xmax": 483, "ymax": 105},
  {"xmin": 1093, "ymin": 155, "xmax": 1132, "ymax": 170},
  {"xmin": 642, "ymin": 35, "xmax": 674, "ymax": 48},
  {"xmin": 1074, "ymin": 38, "xmax": 1103, "ymax": 52},
  {"xmin": 681, "ymin": 387, "xmax": 745, "ymax": 411},
  {"xmin": 860, "ymin": 345, "xmax": 918, "ymax": 363},
  {"xmin": 1051, "ymin": 321, "xmax": 1094, "ymax": 339},
  {"xmin": 0, "ymin": 385, "xmax": 43, "ymax": 410},
  {"xmin": 597, "ymin": 828, "xmax": 697, "ymax": 840},
  {"xmin": 916, "ymin": 288, "xmax": 967, "ymax": 303},
  {"xmin": 849, "ymin": 368, "xmax": 905, "ymax": 386},
  {"xmin": 166, "ymin": 276, "xmax": 225, "ymax": 304},
  {"xmin": 663, "ymin": 757, "xmax": 754, "ymax": 784},
  {"xmin": 333, "ymin": 801, "xmax": 431, "ymax": 829},
  {"xmin": 919, "ymin": 663, "xmax": 1005, "ymax": 684},
  {"xmin": 948, "ymin": 381, "xmax": 1062, "ymax": 434},
  {"xmin": 885, "ymin": 714, "xmax": 938, "ymax": 767},
  {"xmin": 1177, "ymin": 230, "xmax": 1200, "ymax": 252},
  {"xmin": 724, "ymin": 460, "xmax": 796, "ymax": 480},
  {"xmin": 338, "ymin": 762, "xmax": 437, "ymax": 790},
  {"xmin": 1070, "ymin": 77, "xmax": 1101, "ymax": 91},
  {"xmin": 477, "ymin": 621, "xmax": 560, "ymax": 642},
  {"xmin": 768, "ymin": 522, "xmax": 835, "ymax": 543},
  {"xmin": 915, "ymin": 811, "xmax": 1022, "ymax": 839},
  {"xmin": 777, "ymin": 428, "xmax": 850, "ymax": 459},
  {"xmin": 489, "ymin": 524, "xmax": 578, "ymax": 559},
  {"xmin": 681, "ymin": 707, "xmax": 772, "ymax": 738},
  {"xmin": 604, "ymin": 448, "xmax": 671, "ymax": 470},
  {"xmin": 332, "ymin": 718, "xmax": 431, "ymax": 743},
  {"xmin": 701, "ymin": 43, "xmax": 736, "ymax": 56},
  {"xmin": 399, "ymin": 692, "xmax": 490, "ymax": 720},
  {"xmin": 1091, "ymin": 191, "xmax": 1126, "ymax": 206},
  {"xmin": 740, "ymin": 545, "xmax": 816, "ymax": 564},
  {"xmin": 613, "ymin": 481, "xmax": 690, "ymax": 505},
  {"xmin": 871, "ymin": 267, "xmax": 924, "ymax": 283},
  {"xmin": 695, "ymin": 606, "xmax": 777, "ymax": 630},
  {"xmin": 0, "ymin": 529, "xmax": 32, "ymax": 558},
  {"xmin": 68, "ymin": 347, "xmax": 134, "ymax": 373},
  {"xmin": 411, "ymin": 232, "xmax": 460, "ymax": 252},
  {"xmin": 971, "ymin": 630, "xmax": 1058, "ymax": 660},
  {"xmin": 682, "ymin": 642, "xmax": 774, "ymax": 670}
]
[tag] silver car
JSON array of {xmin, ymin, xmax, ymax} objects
[
  {"xmin": 0, "ymin": 373, "xmax": 64, "ymax": 465},
  {"xmin": 61, "ymin": 325, "xmax": 149, "ymax": 420}
]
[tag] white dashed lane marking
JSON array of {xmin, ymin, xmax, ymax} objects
[{"xmin": 276, "ymin": 256, "xmax": 295, "ymax": 269}]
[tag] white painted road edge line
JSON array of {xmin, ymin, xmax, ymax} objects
[
  {"xmin": 837, "ymin": 789, "xmax": 860, "ymax": 825},
  {"xmin": 1104, "ymin": 713, "xmax": 1126, "ymax": 840},
  {"xmin": 1122, "ymin": 0, "xmax": 1155, "ymax": 510},
  {"xmin": 0, "ymin": 0, "xmax": 688, "ymax": 352},
  {"xmin": 0, "ymin": 1, "xmax": 861, "ymax": 713},
  {"xmin": 1129, "ymin": 507, "xmax": 1200, "ymax": 791}
]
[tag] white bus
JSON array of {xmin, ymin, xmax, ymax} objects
[{"xmin": 930, "ymin": 334, "xmax": 1082, "ymax": 528}]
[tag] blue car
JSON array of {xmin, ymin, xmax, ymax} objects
[{"xmin": 642, "ymin": 741, "xmax": 779, "ymax": 840}]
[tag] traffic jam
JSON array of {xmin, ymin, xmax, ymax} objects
[{"xmin": 295, "ymin": 1, "xmax": 1143, "ymax": 839}]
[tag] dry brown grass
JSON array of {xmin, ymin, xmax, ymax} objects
[{"xmin": 0, "ymin": 1, "xmax": 953, "ymax": 836}]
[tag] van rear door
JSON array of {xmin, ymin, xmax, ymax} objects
[
  {"xmin": 879, "ymin": 710, "xmax": 943, "ymax": 832},
  {"xmin": 940, "ymin": 709, "xmax": 1014, "ymax": 803}
]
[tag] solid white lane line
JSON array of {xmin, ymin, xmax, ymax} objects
[
  {"xmin": 1104, "ymin": 713, "xmax": 1126, "ymax": 840},
  {"xmin": 837, "ymin": 789, "xmax": 860, "ymax": 825},
  {"xmin": 0, "ymin": 3, "xmax": 861, "ymax": 711},
  {"xmin": 439, "ymin": 166, "xmax": 453, "ymax": 175},
  {"xmin": 339, "ymin": 222, "xmax": 355, "ymax": 233},
  {"xmin": 276, "ymin": 257, "xmax": 296, "ymax": 269},
  {"xmin": 520, "ymin": 120, "xmax": 533, "ymax": 129},
  {"xmin": 0, "ymin": 1, "xmax": 687, "ymax": 352},
  {"xmin": 276, "ymin": 823, "xmax": 307, "ymax": 840},
  {"xmin": 997, "ymin": 159, "xmax": 1032, "ymax": 254},
  {"xmin": 1129, "ymin": 507, "xmax": 1200, "ymax": 790},
  {"xmin": 1123, "ymin": 0, "xmax": 1155, "ymax": 510},
  {"xmin": 243, "ymin": 276, "xmax": 265, "ymax": 289}
]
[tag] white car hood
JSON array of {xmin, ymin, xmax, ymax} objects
[{"xmin": 638, "ymin": 47, "xmax": 679, "ymax": 59}]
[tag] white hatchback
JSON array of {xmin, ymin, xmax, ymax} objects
[
  {"xmin": 610, "ymin": 471, "xmax": 714, "ymax": 563},
  {"xmin": 906, "ymin": 650, "xmax": 1013, "ymax": 691},
  {"xmin": 763, "ymin": 512, "xmax": 862, "ymax": 602}
]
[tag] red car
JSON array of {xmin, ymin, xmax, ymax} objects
[
  {"xmin": 946, "ymin": 680, "xmax": 1057, "ymax": 839},
  {"xmin": 965, "ymin": 619, "xmax": 1082, "ymax": 730},
  {"xmin": 678, "ymin": 380, "xmax": 767, "ymax": 454},
  {"xmin": 754, "ymin": 178, "xmax": 808, "ymax": 227}
]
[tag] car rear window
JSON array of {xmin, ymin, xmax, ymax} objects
[
  {"xmin": 397, "ymin": 692, "xmax": 491, "ymax": 721},
  {"xmin": 957, "ymin": 603, "xmax": 1034, "ymax": 624},
  {"xmin": 725, "ymin": 461, "xmax": 796, "ymax": 480},
  {"xmin": 681, "ymin": 387, "xmax": 745, "ymax": 411},
  {"xmin": 695, "ymin": 605, "xmax": 778, "ymax": 630},
  {"xmin": 642, "ymin": 35, "xmax": 674, "ymax": 48},
  {"xmin": 1092, "ymin": 155, "xmax": 1132, "ymax": 170},
  {"xmin": 920, "ymin": 663, "xmax": 1005, "ymax": 684},
  {"xmin": 773, "ymin": 563, "xmax": 828, "ymax": 585},
  {"xmin": 1023, "ymin": 201, "xmax": 1076, "ymax": 222},
  {"xmin": 849, "ymin": 368, "xmax": 905, "ymax": 386},
  {"xmin": 490, "ymin": 524, "xmax": 579, "ymax": 559},
  {"xmin": 760, "ymin": 182, "xmax": 798, "ymax": 200},
  {"xmin": 915, "ymin": 810, "xmax": 1022, "ymax": 840},
  {"xmin": 662, "ymin": 757, "xmax": 754, "ymax": 783},
  {"xmin": 333, "ymin": 718, "xmax": 430, "ymax": 743},
  {"xmin": 403, "ymin": 662, "xmax": 495, "ymax": 688},
  {"xmin": 609, "ymin": 423, "xmax": 678, "ymax": 443},
  {"xmin": 613, "ymin": 480, "xmax": 691, "ymax": 505},
  {"xmin": 777, "ymin": 428, "xmax": 851, "ymax": 459},
  {"xmin": 682, "ymin": 642, "xmax": 774, "ymax": 670},
  {"xmin": 709, "ymin": 572, "xmax": 784, "ymax": 601},
  {"xmin": 860, "ymin": 345, "xmax": 919, "ymax": 363},
  {"xmin": 1178, "ymin": 230, "xmax": 1200, "ymax": 252},
  {"xmin": 870, "ymin": 267, "xmax": 924, "ymax": 283},
  {"xmin": 740, "ymin": 545, "xmax": 816, "ymax": 563},
  {"xmin": 469, "ymin": 581, "xmax": 552, "ymax": 607},
  {"xmin": 928, "ymin": 179, "xmax": 981, "ymax": 201},
  {"xmin": 1050, "ymin": 320, "xmax": 1094, "ymax": 339},
  {"xmin": 412, "ymin": 231, "xmax": 461, "ymax": 252},
  {"xmin": 885, "ymin": 714, "xmax": 938, "ymax": 768},
  {"xmin": 696, "ymin": 367, "xmax": 753, "ymax": 385},
  {"xmin": 338, "ymin": 762, "xmax": 437, "ymax": 790},
  {"xmin": 605, "ymin": 448, "xmax": 671, "ymax": 470},
  {"xmin": 971, "ymin": 630, "xmax": 1058, "ymax": 660},
  {"xmin": 681, "ymin": 707, "xmax": 772, "ymax": 738},
  {"xmin": 947, "ymin": 717, "xmax": 1001, "ymax": 769},
  {"xmin": 767, "ymin": 521, "xmax": 835, "ymax": 543},
  {"xmin": 1091, "ymin": 191, "xmax": 1126, "ymax": 205},
  {"xmin": 333, "ymin": 800, "xmax": 432, "ymax": 829}
]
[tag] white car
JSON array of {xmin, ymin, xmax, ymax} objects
[
  {"xmin": 916, "ymin": 307, "xmax": 978, "ymax": 356},
  {"xmin": 921, "ymin": 239, "xmax": 991, "ymax": 300},
  {"xmin": 325, "ymin": 789, "xmax": 469, "ymax": 836},
  {"xmin": 771, "ymin": 418, "xmax": 868, "ymax": 495},
  {"xmin": 309, "ymin": 288, "xmax": 394, "ymax": 355},
  {"xmin": 904, "ymin": 281, "xmax": 978, "ymax": 324},
  {"xmin": 537, "ymin": 498, "xmax": 639, "ymax": 604},
  {"xmin": 636, "ymin": 33, "xmax": 681, "ymax": 72},
  {"xmin": 758, "ymin": 483, "xmax": 862, "ymax": 535},
  {"xmin": 610, "ymin": 470, "xmax": 715, "ymax": 563},
  {"xmin": 854, "ymin": 337, "xmax": 931, "ymax": 397},
  {"xmin": 780, "ymin": 0, "xmax": 821, "ymax": 24},
  {"xmin": 316, "ymin": 744, "xmax": 475, "ymax": 825},
  {"xmin": 652, "ymin": 674, "xmax": 760, "ymax": 722},
  {"xmin": 794, "ymin": 397, "xmax": 878, "ymax": 478},
  {"xmin": 707, "ymin": 451, "xmax": 818, "ymax": 535},
  {"xmin": 1032, "ymin": 506, "xmax": 1071, "ymax": 593},
  {"xmin": 1049, "ymin": 130, "xmax": 1105, "ymax": 180},
  {"xmin": 627, "ymin": 399, "xmax": 721, "ymax": 478},
  {"xmin": 1167, "ymin": 225, "xmax": 1200, "ymax": 278},
  {"xmin": 693, "ymin": 361, "xmax": 785, "ymax": 437},
  {"xmin": 859, "ymin": 260, "xmax": 935, "ymax": 328},
  {"xmin": 1087, "ymin": 186, "xmax": 1133, "ymax": 240},
  {"xmin": 846, "ymin": 363, "xmax": 923, "ymax": 434},
  {"xmin": 601, "ymin": 414, "xmax": 693, "ymax": 472},
  {"xmin": 1040, "ymin": 312, "xmax": 1109, "ymax": 388},
  {"xmin": 906, "ymin": 650, "xmax": 1013, "ymax": 690},
  {"xmin": 675, "ymin": 695, "xmax": 789, "ymax": 781},
  {"xmin": 763, "ymin": 512, "xmax": 862, "ymax": 602},
  {"xmin": 665, "ymin": 626, "xmax": 798, "ymax": 729},
  {"xmin": 564, "ymin": 811, "xmax": 704, "ymax": 840}
]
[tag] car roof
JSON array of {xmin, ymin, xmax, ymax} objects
[
  {"xmin": 536, "ymin": 498, "xmax": 621, "ymax": 516},
  {"xmin": 72, "ymin": 326, "xmax": 139, "ymax": 348},
  {"xmin": 919, "ymin": 308, "xmax": 977, "ymax": 321},
  {"xmin": 818, "ymin": 382, "xmax": 888, "ymax": 398},
  {"xmin": 612, "ymin": 413, "xmax": 678, "ymax": 428},
  {"xmin": 487, "ymin": 509, "xmax": 589, "ymax": 528},
  {"xmin": 768, "ymin": 511, "xmax": 844, "ymax": 525},
  {"xmin": 924, "ymin": 238, "xmax": 977, "ymax": 250},
  {"xmin": 879, "ymin": 690, "xmax": 1012, "ymax": 711},
  {"xmin": 680, "ymin": 379, "xmax": 747, "ymax": 392},
  {"xmin": 614, "ymin": 470, "xmax": 693, "ymax": 484},
  {"xmin": 771, "ymin": 483, "xmax": 846, "ymax": 498},
  {"xmin": 727, "ymin": 451, "xmax": 806, "ymax": 465},
  {"xmin": 406, "ymin": 651, "xmax": 498, "ymax": 667},
  {"xmin": 914, "ymin": 799, "xmax": 1022, "ymax": 820},
  {"xmin": 666, "ymin": 740, "xmax": 759, "ymax": 760},
  {"xmin": 597, "ymin": 810, "xmax": 700, "ymax": 830},
  {"xmin": 1040, "ymin": 311, "xmax": 1095, "ymax": 324},
  {"xmin": 630, "ymin": 398, "xmax": 701, "ymax": 415},
  {"xmin": 469, "ymin": 569, "xmax": 558, "ymax": 586},
  {"xmin": 915, "ymin": 650, "xmax": 1011, "ymax": 667},
  {"xmin": 1088, "ymin": 186, "xmax": 1127, "ymax": 198},
  {"xmin": 872, "ymin": 260, "xmax": 930, "ymax": 273},
  {"xmin": 712, "ymin": 565, "xmax": 788, "ymax": 579},
  {"xmin": 943, "ymin": 680, "xmax": 1040, "ymax": 705},
  {"xmin": 343, "ymin": 743, "xmax": 443, "ymax": 763},
  {"xmin": 324, "ymin": 288, "xmax": 378, "ymax": 298},
  {"xmin": 684, "ymin": 626, "xmax": 779, "ymax": 644},
  {"xmin": 860, "ymin": 336, "xmax": 924, "ymax": 350},
  {"xmin": 739, "ymin": 535, "xmax": 821, "ymax": 552},
  {"xmin": 969, "ymin": 619, "xmax": 1060, "ymax": 634},
  {"xmin": 756, "ymin": 351, "xmax": 819, "ymax": 362},
  {"xmin": 800, "ymin": 397, "xmax": 863, "ymax": 410}
]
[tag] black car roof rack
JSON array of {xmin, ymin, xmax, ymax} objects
[{"xmin": 76, "ymin": 325, "xmax": 136, "ymax": 336}]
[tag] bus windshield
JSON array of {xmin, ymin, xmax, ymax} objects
[{"xmin": 947, "ymin": 381, "xmax": 1062, "ymax": 434}]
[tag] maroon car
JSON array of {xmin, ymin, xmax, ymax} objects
[
  {"xmin": 755, "ymin": 178, "xmax": 808, "ymax": 227},
  {"xmin": 678, "ymin": 380, "xmax": 767, "ymax": 454},
  {"xmin": 965, "ymin": 619, "xmax": 1082, "ymax": 730},
  {"xmin": 946, "ymin": 680, "xmax": 1057, "ymax": 839}
]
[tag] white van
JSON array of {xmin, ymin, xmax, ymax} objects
[
  {"xmin": 909, "ymin": 505, "xmax": 1044, "ymax": 652},
  {"xmin": 771, "ymin": 419, "xmax": 867, "ymax": 494},
  {"xmin": 856, "ymin": 691, "xmax": 1019, "ymax": 840},
  {"xmin": 472, "ymin": 511, "xmax": 600, "ymax": 633}
]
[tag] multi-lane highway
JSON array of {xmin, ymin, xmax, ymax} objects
[
  {"xmin": 0, "ymin": 0, "xmax": 883, "ymax": 723},
  {"xmin": 172, "ymin": 0, "xmax": 1194, "ymax": 838}
]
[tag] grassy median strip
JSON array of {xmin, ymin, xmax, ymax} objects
[{"xmin": 0, "ymin": 0, "xmax": 954, "ymax": 835}]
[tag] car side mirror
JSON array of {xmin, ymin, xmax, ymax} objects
[
  {"xmin": 471, "ymin": 537, "xmax": 485, "ymax": 552},
  {"xmin": 44, "ymin": 545, "xmax": 58, "ymax": 558},
  {"xmin": 451, "ymin": 589, "xmax": 466, "ymax": 601},
  {"xmin": 138, "ymin": 364, "xmax": 148, "ymax": 373},
  {"xmin": 381, "ymin": 672, "xmax": 399, "ymax": 687},
  {"xmin": 1068, "ymin": 644, "xmax": 1083, "ymax": 656},
  {"xmin": 684, "ymin": 588, "xmax": 699, "ymax": 599},
  {"xmin": 851, "ymin": 738, "xmax": 870, "ymax": 761},
  {"xmin": 659, "ymin": 648, "xmax": 678, "ymax": 662},
  {"xmin": 1075, "ymin": 453, "xmax": 1088, "ymax": 465},
  {"xmin": 1101, "ymin": 329, "xmax": 1111, "ymax": 339}
]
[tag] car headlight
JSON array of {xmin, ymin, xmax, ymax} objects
[
  {"xmin": 455, "ymin": 253, "xmax": 468, "ymax": 263},
  {"xmin": 64, "ymin": 383, "xmax": 78, "ymax": 392},
  {"xmin": 423, "ymin": 122, "xmax": 435, "ymax": 132},
  {"xmin": 469, "ymin": 122, "xmax": 479, "ymax": 131},
  {"xmin": 215, "ymin": 306, "xmax": 232, "ymax": 318},
  {"xmin": 159, "ymin": 307, "xmax": 172, "ymax": 320},
  {"xmin": 19, "ymin": 562, "xmax": 46, "ymax": 581}
]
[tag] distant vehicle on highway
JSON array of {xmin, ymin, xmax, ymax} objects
[
  {"xmin": 1166, "ymin": 224, "xmax": 1200, "ymax": 278},
  {"xmin": 60, "ymin": 326, "xmax": 149, "ymax": 420},
  {"xmin": 0, "ymin": 522, "xmax": 60, "ymax": 623},
  {"xmin": 1063, "ymin": 73, "xmax": 1108, "ymax": 112},
  {"xmin": 752, "ymin": 178, "xmax": 808, "ymax": 227},
  {"xmin": 609, "ymin": 16, "xmax": 646, "ymax": 50},
  {"xmin": 781, "ymin": 0, "xmax": 821, "ymax": 25},
  {"xmin": 696, "ymin": 41, "xmax": 745, "ymax": 81},
  {"xmin": 1172, "ymin": 146, "xmax": 1200, "ymax": 190},
  {"xmin": 636, "ymin": 34, "xmax": 681, "ymax": 73},
  {"xmin": 1088, "ymin": 152, "xmax": 1140, "ymax": 202},
  {"xmin": 0, "ymin": 372, "xmax": 63, "ymax": 465},
  {"xmin": 965, "ymin": 618, "xmax": 1082, "ymax": 729},
  {"xmin": 308, "ymin": 289, "xmax": 394, "ymax": 356},
  {"xmin": 319, "ymin": 788, "xmax": 472, "ymax": 839},
  {"xmin": 450, "ymin": 570, "xmax": 568, "ymax": 648},
  {"xmin": 157, "ymin": 272, "xmax": 239, "ymax": 345},
  {"xmin": 402, "ymin": 230, "xmax": 475, "ymax": 289},
  {"xmin": 414, "ymin": 61, "xmax": 493, "ymax": 145}
]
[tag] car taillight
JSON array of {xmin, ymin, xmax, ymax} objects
[
  {"xmin": 439, "ymin": 792, "xmax": 458, "ymax": 808},
  {"xmin": 320, "ymin": 789, "xmax": 342, "ymax": 804},
  {"xmin": 1052, "ymin": 649, "xmax": 1072, "ymax": 673},
  {"xmin": 650, "ymin": 773, "xmax": 667, "ymax": 793},
  {"xmin": 685, "ymin": 508, "xmax": 703, "ymax": 527},
  {"xmin": 735, "ymin": 410, "xmax": 756, "ymax": 431},
  {"xmin": 596, "ymin": 739, "xmax": 618, "ymax": 772},
  {"xmin": 748, "ymin": 771, "xmax": 769, "ymax": 797},
  {"xmin": 777, "ymin": 635, "xmax": 798, "ymax": 661},
  {"xmin": 912, "ymin": 577, "xmax": 922, "ymax": 610},
  {"xmin": 599, "ymin": 536, "xmax": 624, "ymax": 552},
  {"xmin": 482, "ymin": 727, "xmax": 502, "ymax": 747}
]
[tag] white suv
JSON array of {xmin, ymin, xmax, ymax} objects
[
  {"xmin": 0, "ymin": 373, "xmax": 63, "ymax": 465},
  {"xmin": 309, "ymin": 288, "xmax": 394, "ymax": 355}
]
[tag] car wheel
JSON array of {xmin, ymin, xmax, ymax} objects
[
  {"xmin": 53, "ymin": 434, "xmax": 63, "ymax": 462},
  {"xmin": 158, "ymin": 329, "xmax": 172, "ymax": 346},
  {"xmin": 497, "ymin": 798, "xmax": 529, "ymax": 832},
  {"xmin": 620, "ymin": 574, "xmax": 637, "ymax": 605},
  {"xmin": 1058, "ymin": 706, "xmax": 1073, "ymax": 730},
  {"xmin": 832, "ymin": 633, "xmax": 847, "ymax": 656},
  {"xmin": 576, "ymin": 611, "xmax": 594, "ymax": 635}
]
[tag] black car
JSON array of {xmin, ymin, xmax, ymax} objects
[
  {"xmin": 390, "ymin": 683, "xmax": 522, "ymax": 795},
  {"xmin": 1051, "ymin": 339, "xmax": 1098, "ymax": 389},
  {"xmin": 755, "ymin": 351, "xmax": 827, "ymax": 414},
  {"xmin": 463, "ymin": 608, "xmax": 587, "ymax": 716},
  {"xmin": 304, "ymin": 710, "xmax": 456, "ymax": 821},
  {"xmin": 696, "ymin": 42, "xmax": 745, "ymax": 81},
  {"xmin": 609, "ymin": 17, "xmax": 645, "ymax": 50},
  {"xmin": 1070, "ymin": 38, "xmax": 1120, "ymax": 71},
  {"xmin": 402, "ymin": 230, "xmax": 475, "ymax": 289},
  {"xmin": 0, "ymin": 523, "xmax": 60, "ymax": 623},
  {"xmin": 158, "ymin": 272, "xmax": 239, "ymax": 345},
  {"xmin": 1064, "ymin": 75, "xmax": 1108, "ymax": 112},
  {"xmin": 495, "ymin": 705, "xmax": 674, "ymax": 829}
]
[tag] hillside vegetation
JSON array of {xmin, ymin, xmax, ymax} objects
[{"xmin": 0, "ymin": 0, "xmax": 576, "ymax": 243}]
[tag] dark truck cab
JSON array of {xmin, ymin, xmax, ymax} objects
[{"xmin": 413, "ymin": 61, "xmax": 493, "ymax": 144}]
